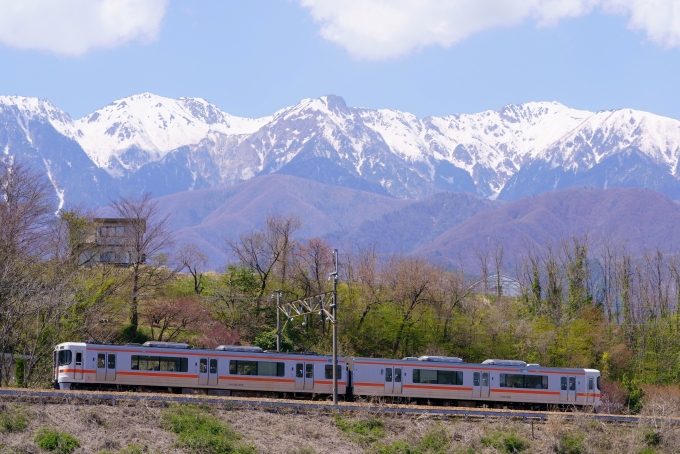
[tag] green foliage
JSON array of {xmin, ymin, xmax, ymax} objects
[
  {"xmin": 369, "ymin": 440, "xmax": 416, "ymax": 454},
  {"xmin": 335, "ymin": 414, "xmax": 385, "ymax": 445},
  {"xmin": 481, "ymin": 431, "xmax": 527, "ymax": 453},
  {"xmin": 0, "ymin": 405, "xmax": 28, "ymax": 433},
  {"xmin": 14, "ymin": 358, "xmax": 25, "ymax": 387},
  {"xmin": 254, "ymin": 330, "xmax": 294, "ymax": 352},
  {"xmin": 622, "ymin": 376, "xmax": 645, "ymax": 413},
  {"xmin": 643, "ymin": 429, "xmax": 661, "ymax": 447},
  {"xmin": 556, "ymin": 432, "xmax": 585, "ymax": 454},
  {"xmin": 97, "ymin": 445, "xmax": 147, "ymax": 454},
  {"xmin": 418, "ymin": 425, "xmax": 451, "ymax": 453},
  {"xmin": 160, "ymin": 405, "xmax": 255, "ymax": 454},
  {"xmin": 34, "ymin": 428, "xmax": 80, "ymax": 454},
  {"xmin": 637, "ymin": 449, "xmax": 658, "ymax": 454},
  {"xmin": 120, "ymin": 324, "xmax": 149, "ymax": 344}
]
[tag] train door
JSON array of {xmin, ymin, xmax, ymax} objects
[
  {"xmin": 394, "ymin": 368, "xmax": 403, "ymax": 394},
  {"xmin": 74, "ymin": 351, "xmax": 84, "ymax": 380},
  {"xmin": 560, "ymin": 377, "xmax": 568, "ymax": 402},
  {"xmin": 481, "ymin": 372, "xmax": 490, "ymax": 398},
  {"xmin": 106, "ymin": 353, "xmax": 116, "ymax": 381},
  {"xmin": 560, "ymin": 376, "xmax": 576, "ymax": 402},
  {"xmin": 472, "ymin": 372, "xmax": 481, "ymax": 397},
  {"xmin": 198, "ymin": 358, "xmax": 218, "ymax": 386},
  {"xmin": 568, "ymin": 377, "xmax": 576, "ymax": 402},
  {"xmin": 295, "ymin": 363, "xmax": 315, "ymax": 391},
  {"xmin": 96, "ymin": 353, "xmax": 106, "ymax": 381},
  {"xmin": 384, "ymin": 367, "xmax": 393, "ymax": 393},
  {"xmin": 586, "ymin": 377, "xmax": 595, "ymax": 404}
]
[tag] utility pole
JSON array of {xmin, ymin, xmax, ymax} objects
[
  {"xmin": 331, "ymin": 248, "xmax": 339, "ymax": 405},
  {"xmin": 276, "ymin": 290, "xmax": 282, "ymax": 352}
]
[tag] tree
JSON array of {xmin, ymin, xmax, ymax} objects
[
  {"xmin": 225, "ymin": 214, "xmax": 301, "ymax": 298},
  {"xmin": 110, "ymin": 193, "xmax": 176, "ymax": 341},
  {"xmin": 0, "ymin": 161, "xmax": 76, "ymax": 385},
  {"xmin": 176, "ymin": 242, "xmax": 210, "ymax": 295},
  {"xmin": 140, "ymin": 297, "xmax": 207, "ymax": 342}
]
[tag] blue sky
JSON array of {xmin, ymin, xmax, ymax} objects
[{"xmin": 1, "ymin": 0, "xmax": 679, "ymax": 120}]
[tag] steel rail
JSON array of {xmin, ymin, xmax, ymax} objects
[{"xmin": 0, "ymin": 388, "xmax": 669, "ymax": 425}]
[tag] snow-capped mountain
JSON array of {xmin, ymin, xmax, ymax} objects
[
  {"xmin": 67, "ymin": 93, "xmax": 271, "ymax": 177},
  {"xmin": 3, "ymin": 92, "xmax": 680, "ymax": 207}
]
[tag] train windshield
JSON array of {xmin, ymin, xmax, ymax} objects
[{"xmin": 57, "ymin": 350, "xmax": 72, "ymax": 366}]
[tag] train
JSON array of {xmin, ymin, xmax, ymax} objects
[{"xmin": 53, "ymin": 341, "xmax": 601, "ymax": 410}]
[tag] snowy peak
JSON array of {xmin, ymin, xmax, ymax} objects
[
  {"xmin": 542, "ymin": 108, "xmax": 680, "ymax": 172},
  {"xmin": 71, "ymin": 93, "xmax": 272, "ymax": 174}
]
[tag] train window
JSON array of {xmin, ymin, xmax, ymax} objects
[
  {"xmin": 200, "ymin": 359, "xmax": 208, "ymax": 374},
  {"xmin": 75, "ymin": 352, "xmax": 82, "ymax": 366},
  {"xmin": 413, "ymin": 369, "xmax": 463, "ymax": 385},
  {"xmin": 132, "ymin": 356, "xmax": 189, "ymax": 372},
  {"xmin": 97, "ymin": 354, "xmax": 105, "ymax": 369},
  {"xmin": 305, "ymin": 364, "xmax": 314, "ymax": 379},
  {"xmin": 229, "ymin": 360, "xmax": 284, "ymax": 376},
  {"xmin": 296, "ymin": 363, "xmax": 303, "ymax": 378},
  {"xmin": 561, "ymin": 377, "xmax": 567, "ymax": 390},
  {"xmin": 500, "ymin": 374, "xmax": 548, "ymax": 389},
  {"xmin": 58, "ymin": 350, "xmax": 72, "ymax": 366},
  {"xmin": 588, "ymin": 377, "xmax": 593, "ymax": 390},
  {"xmin": 395, "ymin": 368, "xmax": 402, "ymax": 383},
  {"xmin": 596, "ymin": 376, "xmax": 600, "ymax": 390},
  {"xmin": 107, "ymin": 354, "xmax": 116, "ymax": 369},
  {"xmin": 473, "ymin": 372, "xmax": 480, "ymax": 386},
  {"xmin": 325, "ymin": 365, "xmax": 342, "ymax": 379},
  {"xmin": 385, "ymin": 368, "xmax": 393, "ymax": 382},
  {"xmin": 482, "ymin": 373, "xmax": 489, "ymax": 387},
  {"xmin": 569, "ymin": 377, "xmax": 576, "ymax": 391},
  {"xmin": 210, "ymin": 359, "xmax": 218, "ymax": 374}
]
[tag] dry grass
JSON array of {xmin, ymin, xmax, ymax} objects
[{"xmin": 0, "ymin": 398, "xmax": 678, "ymax": 453}]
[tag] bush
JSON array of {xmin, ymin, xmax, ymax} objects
[
  {"xmin": 369, "ymin": 440, "xmax": 415, "ymax": 454},
  {"xmin": 557, "ymin": 432, "xmax": 585, "ymax": 454},
  {"xmin": 34, "ymin": 428, "xmax": 80, "ymax": 454},
  {"xmin": 335, "ymin": 414, "xmax": 385, "ymax": 445},
  {"xmin": 0, "ymin": 405, "xmax": 28, "ymax": 433},
  {"xmin": 161, "ymin": 405, "xmax": 254, "ymax": 454},
  {"xmin": 14, "ymin": 358, "xmax": 25, "ymax": 387},
  {"xmin": 481, "ymin": 431, "xmax": 527, "ymax": 453},
  {"xmin": 419, "ymin": 425, "xmax": 451, "ymax": 453},
  {"xmin": 643, "ymin": 429, "xmax": 661, "ymax": 447}
]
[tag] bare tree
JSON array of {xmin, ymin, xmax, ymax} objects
[
  {"xmin": 176, "ymin": 242, "xmax": 210, "ymax": 295},
  {"xmin": 110, "ymin": 192, "xmax": 176, "ymax": 340},
  {"xmin": 140, "ymin": 297, "xmax": 207, "ymax": 342},
  {"xmin": 225, "ymin": 214, "xmax": 301, "ymax": 298},
  {"xmin": 0, "ymin": 161, "xmax": 77, "ymax": 385},
  {"xmin": 292, "ymin": 238, "xmax": 334, "ymax": 297}
]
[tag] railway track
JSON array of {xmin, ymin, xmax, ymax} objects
[{"xmin": 0, "ymin": 388, "xmax": 669, "ymax": 425}]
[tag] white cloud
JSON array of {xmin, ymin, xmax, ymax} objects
[
  {"xmin": 604, "ymin": 0, "xmax": 680, "ymax": 48},
  {"xmin": 299, "ymin": 0, "xmax": 680, "ymax": 60},
  {"xmin": 0, "ymin": 0, "xmax": 168, "ymax": 56}
]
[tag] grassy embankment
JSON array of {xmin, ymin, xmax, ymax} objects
[{"xmin": 1, "ymin": 393, "xmax": 679, "ymax": 454}]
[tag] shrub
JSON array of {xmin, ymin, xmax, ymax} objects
[
  {"xmin": 335, "ymin": 414, "xmax": 385, "ymax": 445},
  {"xmin": 557, "ymin": 432, "xmax": 585, "ymax": 454},
  {"xmin": 369, "ymin": 440, "xmax": 415, "ymax": 454},
  {"xmin": 481, "ymin": 431, "xmax": 527, "ymax": 453},
  {"xmin": 34, "ymin": 428, "xmax": 80, "ymax": 454},
  {"xmin": 161, "ymin": 405, "xmax": 254, "ymax": 454},
  {"xmin": 419, "ymin": 425, "xmax": 451, "ymax": 453},
  {"xmin": 643, "ymin": 429, "xmax": 661, "ymax": 447},
  {"xmin": 0, "ymin": 405, "xmax": 28, "ymax": 433}
]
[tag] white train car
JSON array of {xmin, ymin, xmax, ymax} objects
[
  {"xmin": 349, "ymin": 356, "xmax": 600, "ymax": 409},
  {"xmin": 53, "ymin": 341, "xmax": 346, "ymax": 397}
]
